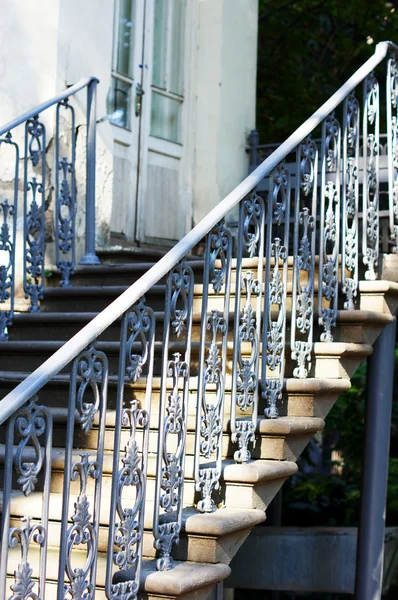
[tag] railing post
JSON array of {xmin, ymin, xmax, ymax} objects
[
  {"xmin": 80, "ymin": 78, "xmax": 101, "ymax": 265},
  {"xmin": 355, "ymin": 317, "xmax": 396, "ymax": 599}
]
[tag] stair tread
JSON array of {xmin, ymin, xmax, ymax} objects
[
  {"xmin": 2, "ymin": 488, "xmax": 266, "ymax": 535},
  {"xmin": 5, "ymin": 537, "xmax": 231, "ymax": 594},
  {"xmin": 0, "ymin": 442, "xmax": 299, "ymax": 480}
]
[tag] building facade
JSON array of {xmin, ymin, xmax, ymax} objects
[{"xmin": 0, "ymin": 0, "xmax": 258, "ymax": 255}]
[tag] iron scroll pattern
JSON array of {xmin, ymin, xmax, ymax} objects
[
  {"xmin": 262, "ymin": 165, "xmax": 290, "ymax": 418},
  {"xmin": 154, "ymin": 263, "xmax": 194, "ymax": 570},
  {"xmin": 106, "ymin": 300, "xmax": 155, "ymax": 600},
  {"xmin": 342, "ymin": 92, "xmax": 360, "ymax": 310},
  {"xmin": 56, "ymin": 99, "xmax": 76, "ymax": 287},
  {"xmin": 58, "ymin": 345, "xmax": 108, "ymax": 599},
  {"xmin": 231, "ymin": 192, "xmax": 265, "ymax": 462},
  {"xmin": 194, "ymin": 221, "xmax": 232, "ymax": 513},
  {"xmin": 318, "ymin": 113, "xmax": 341, "ymax": 342},
  {"xmin": 387, "ymin": 56, "xmax": 398, "ymax": 251},
  {"xmin": 23, "ymin": 116, "xmax": 46, "ymax": 312},
  {"xmin": 0, "ymin": 397, "xmax": 52, "ymax": 600},
  {"xmin": 291, "ymin": 137, "xmax": 318, "ymax": 378},
  {"xmin": 362, "ymin": 72, "xmax": 380, "ymax": 281},
  {"xmin": 0, "ymin": 133, "xmax": 19, "ymax": 339}
]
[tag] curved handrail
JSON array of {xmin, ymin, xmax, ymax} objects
[
  {"xmin": 0, "ymin": 76, "xmax": 99, "ymax": 137},
  {"xmin": 0, "ymin": 41, "xmax": 395, "ymax": 424}
]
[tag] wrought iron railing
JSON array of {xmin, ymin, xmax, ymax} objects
[
  {"xmin": 1, "ymin": 41, "xmax": 398, "ymax": 598},
  {"xmin": 0, "ymin": 77, "xmax": 100, "ymax": 340}
]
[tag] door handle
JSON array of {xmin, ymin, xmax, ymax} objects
[{"xmin": 135, "ymin": 82, "xmax": 144, "ymax": 117}]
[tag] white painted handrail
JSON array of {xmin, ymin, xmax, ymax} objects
[{"xmin": 0, "ymin": 41, "xmax": 395, "ymax": 424}]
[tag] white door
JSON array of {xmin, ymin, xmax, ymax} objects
[
  {"xmin": 107, "ymin": 0, "xmax": 191, "ymax": 245},
  {"xmin": 135, "ymin": 0, "xmax": 191, "ymax": 245},
  {"xmin": 107, "ymin": 0, "xmax": 146, "ymax": 241}
]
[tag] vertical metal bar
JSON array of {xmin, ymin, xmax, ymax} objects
[
  {"xmin": 106, "ymin": 299, "xmax": 155, "ymax": 599},
  {"xmin": 342, "ymin": 92, "xmax": 360, "ymax": 310},
  {"xmin": 247, "ymin": 130, "xmax": 260, "ymax": 171},
  {"xmin": 362, "ymin": 72, "xmax": 380, "ymax": 280},
  {"xmin": 0, "ymin": 133, "xmax": 19, "ymax": 339},
  {"xmin": 80, "ymin": 78, "xmax": 100, "ymax": 265},
  {"xmin": 153, "ymin": 262, "xmax": 194, "ymax": 570},
  {"xmin": 387, "ymin": 55, "xmax": 398, "ymax": 251},
  {"xmin": 0, "ymin": 397, "xmax": 52, "ymax": 600},
  {"xmin": 58, "ymin": 345, "xmax": 108, "ymax": 598},
  {"xmin": 355, "ymin": 318, "xmax": 396, "ymax": 599},
  {"xmin": 23, "ymin": 115, "xmax": 46, "ymax": 312},
  {"xmin": 291, "ymin": 137, "xmax": 318, "ymax": 378},
  {"xmin": 262, "ymin": 164, "xmax": 290, "ymax": 418},
  {"xmin": 194, "ymin": 221, "xmax": 232, "ymax": 512},
  {"xmin": 318, "ymin": 113, "xmax": 341, "ymax": 342},
  {"xmin": 230, "ymin": 192, "xmax": 265, "ymax": 462},
  {"xmin": 55, "ymin": 98, "xmax": 76, "ymax": 286}
]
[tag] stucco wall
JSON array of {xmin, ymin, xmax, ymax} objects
[
  {"xmin": 193, "ymin": 0, "xmax": 258, "ymax": 224},
  {"xmin": 0, "ymin": 0, "xmax": 258, "ymax": 259}
]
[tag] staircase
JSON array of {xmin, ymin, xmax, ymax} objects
[{"xmin": 1, "ymin": 41, "xmax": 398, "ymax": 600}]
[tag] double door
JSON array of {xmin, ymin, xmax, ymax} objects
[{"xmin": 108, "ymin": 0, "xmax": 190, "ymax": 245}]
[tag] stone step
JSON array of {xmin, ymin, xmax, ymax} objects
[
  {"xmin": 7, "ymin": 308, "xmax": 391, "ymax": 348},
  {"xmin": 4, "ymin": 543, "xmax": 231, "ymax": 600}
]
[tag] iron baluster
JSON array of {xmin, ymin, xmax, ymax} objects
[
  {"xmin": 231, "ymin": 192, "xmax": 265, "ymax": 462},
  {"xmin": 0, "ymin": 397, "xmax": 52, "ymax": 600},
  {"xmin": 153, "ymin": 263, "xmax": 194, "ymax": 570},
  {"xmin": 318, "ymin": 113, "xmax": 341, "ymax": 341},
  {"xmin": 106, "ymin": 299, "xmax": 155, "ymax": 600},
  {"xmin": 387, "ymin": 55, "xmax": 398, "ymax": 251},
  {"xmin": 57, "ymin": 345, "xmax": 108, "ymax": 599},
  {"xmin": 23, "ymin": 115, "xmax": 46, "ymax": 312},
  {"xmin": 342, "ymin": 92, "xmax": 360, "ymax": 310},
  {"xmin": 0, "ymin": 132, "xmax": 19, "ymax": 340},
  {"xmin": 55, "ymin": 98, "xmax": 76, "ymax": 287},
  {"xmin": 80, "ymin": 78, "xmax": 100, "ymax": 265},
  {"xmin": 262, "ymin": 165, "xmax": 290, "ymax": 418},
  {"xmin": 362, "ymin": 72, "xmax": 380, "ymax": 280},
  {"xmin": 194, "ymin": 221, "xmax": 232, "ymax": 513},
  {"xmin": 291, "ymin": 137, "xmax": 318, "ymax": 378}
]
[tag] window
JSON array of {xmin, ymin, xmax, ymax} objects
[
  {"xmin": 150, "ymin": 0, "xmax": 185, "ymax": 143},
  {"xmin": 107, "ymin": 0, "xmax": 136, "ymax": 129}
]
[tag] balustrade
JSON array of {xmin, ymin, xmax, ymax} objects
[{"xmin": 0, "ymin": 42, "xmax": 397, "ymax": 598}]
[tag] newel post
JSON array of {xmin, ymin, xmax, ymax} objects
[{"xmin": 80, "ymin": 78, "xmax": 101, "ymax": 265}]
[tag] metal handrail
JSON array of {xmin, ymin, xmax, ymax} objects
[
  {"xmin": 0, "ymin": 40, "xmax": 395, "ymax": 424},
  {"xmin": 0, "ymin": 76, "xmax": 99, "ymax": 136}
]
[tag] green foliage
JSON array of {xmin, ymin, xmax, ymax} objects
[
  {"xmin": 257, "ymin": 0, "xmax": 398, "ymax": 142},
  {"xmin": 283, "ymin": 351, "xmax": 398, "ymax": 526}
]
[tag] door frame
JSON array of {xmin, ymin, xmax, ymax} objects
[{"xmin": 134, "ymin": 0, "xmax": 196, "ymax": 246}]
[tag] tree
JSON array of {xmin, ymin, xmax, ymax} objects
[{"xmin": 257, "ymin": 0, "xmax": 398, "ymax": 142}]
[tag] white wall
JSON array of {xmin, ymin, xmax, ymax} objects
[
  {"xmin": 193, "ymin": 0, "xmax": 258, "ymax": 224},
  {"xmin": 0, "ymin": 0, "xmax": 259, "ymax": 257}
]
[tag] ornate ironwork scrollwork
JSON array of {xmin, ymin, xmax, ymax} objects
[
  {"xmin": 56, "ymin": 99, "xmax": 76, "ymax": 287},
  {"xmin": 291, "ymin": 138, "xmax": 317, "ymax": 378},
  {"xmin": 58, "ymin": 345, "xmax": 108, "ymax": 599},
  {"xmin": 0, "ymin": 133, "xmax": 19, "ymax": 340},
  {"xmin": 387, "ymin": 56, "xmax": 398, "ymax": 251},
  {"xmin": 342, "ymin": 92, "xmax": 360, "ymax": 310},
  {"xmin": 262, "ymin": 165, "xmax": 290, "ymax": 418},
  {"xmin": 231, "ymin": 191, "xmax": 265, "ymax": 461},
  {"xmin": 8, "ymin": 517, "xmax": 46, "ymax": 600},
  {"xmin": 195, "ymin": 221, "xmax": 232, "ymax": 513},
  {"xmin": 106, "ymin": 299, "xmax": 155, "ymax": 600},
  {"xmin": 1, "ymin": 396, "xmax": 52, "ymax": 600},
  {"xmin": 362, "ymin": 72, "xmax": 380, "ymax": 281},
  {"xmin": 64, "ymin": 452, "xmax": 99, "ymax": 600},
  {"xmin": 154, "ymin": 262, "xmax": 194, "ymax": 570},
  {"xmin": 24, "ymin": 115, "xmax": 46, "ymax": 312},
  {"xmin": 319, "ymin": 113, "xmax": 341, "ymax": 342}
]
